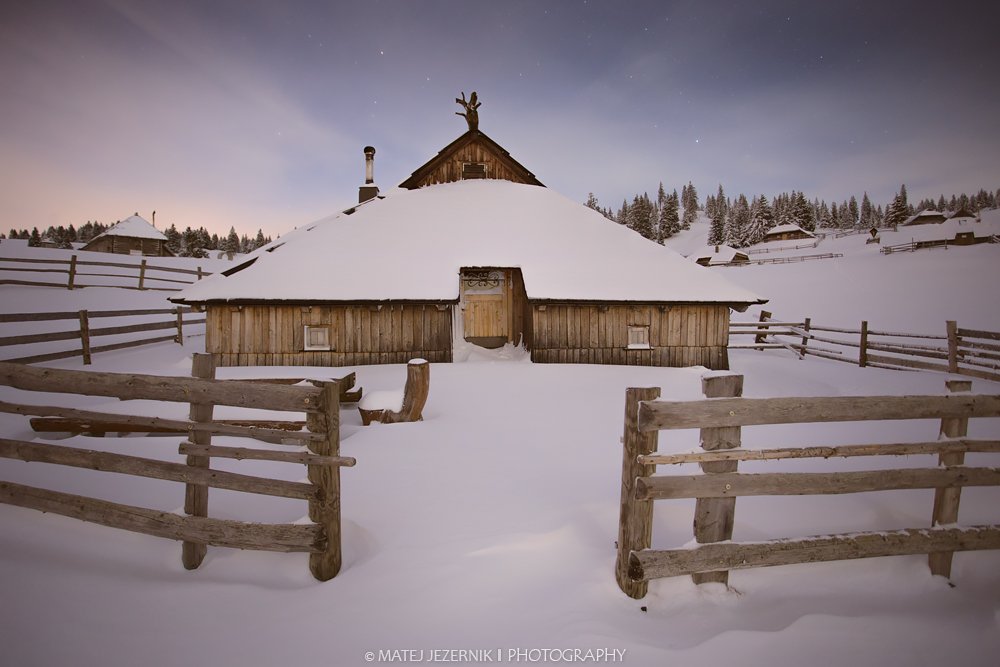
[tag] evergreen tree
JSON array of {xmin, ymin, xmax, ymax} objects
[
  {"xmin": 254, "ymin": 229, "xmax": 267, "ymax": 250},
  {"xmin": 659, "ymin": 189, "xmax": 680, "ymax": 241},
  {"xmin": 820, "ymin": 201, "xmax": 834, "ymax": 228},
  {"xmin": 28, "ymin": 227, "xmax": 41, "ymax": 247},
  {"xmin": 746, "ymin": 194, "xmax": 774, "ymax": 246},
  {"xmin": 723, "ymin": 194, "xmax": 751, "ymax": 247},
  {"xmin": 860, "ymin": 192, "xmax": 874, "ymax": 228},
  {"xmin": 222, "ymin": 226, "xmax": 240, "ymax": 253},
  {"xmin": 616, "ymin": 199, "xmax": 629, "ymax": 225},
  {"xmin": 791, "ymin": 191, "xmax": 815, "ymax": 231},
  {"xmin": 164, "ymin": 224, "xmax": 181, "ymax": 255},
  {"xmin": 627, "ymin": 193, "xmax": 655, "ymax": 241},
  {"xmin": 584, "ymin": 192, "xmax": 600, "ymax": 211},
  {"xmin": 848, "ymin": 196, "xmax": 859, "ymax": 228}
]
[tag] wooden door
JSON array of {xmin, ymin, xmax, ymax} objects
[{"xmin": 460, "ymin": 269, "xmax": 509, "ymax": 344}]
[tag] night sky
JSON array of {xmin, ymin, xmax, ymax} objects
[{"xmin": 2, "ymin": 0, "xmax": 998, "ymax": 238}]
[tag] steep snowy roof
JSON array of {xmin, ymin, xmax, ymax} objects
[
  {"xmin": 883, "ymin": 214, "xmax": 1000, "ymax": 244},
  {"xmin": 174, "ymin": 180, "xmax": 765, "ymax": 305},
  {"xmin": 93, "ymin": 214, "xmax": 167, "ymax": 241}
]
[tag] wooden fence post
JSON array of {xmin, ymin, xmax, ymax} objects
[
  {"xmin": 175, "ymin": 308, "xmax": 184, "ymax": 344},
  {"xmin": 859, "ymin": 320, "xmax": 869, "ymax": 367},
  {"xmin": 754, "ymin": 310, "xmax": 772, "ymax": 348},
  {"xmin": 306, "ymin": 381, "xmax": 342, "ymax": 581},
  {"xmin": 78, "ymin": 310, "xmax": 92, "ymax": 365},
  {"xmin": 946, "ymin": 320, "xmax": 959, "ymax": 374},
  {"xmin": 138, "ymin": 259, "xmax": 147, "ymax": 290},
  {"xmin": 929, "ymin": 378, "xmax": 972, "ymax": 578},
  {"xmin": 615, "ymin": 387, "xmax": 660, "ymax": 599},
  {"xmin": 67, "ymin": 255, "xmax": 77, "ymax": 290},
  {"xmin": 799, "ymin": 317, "xmax": 811, "ymax": 359},
  {"xmin": 182, "ymin": 353, "xmax": 216, "ymax": 569},
  {"xmin": 692, "ymin": 372, "xmax": 744, "ymax": 586},
  {"xmin": 197, "ymin": 266, "xmax": 203, "ymax": 281}
]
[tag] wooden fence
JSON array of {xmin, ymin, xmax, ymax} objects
[
  {"xmin": 0, "ymin": 255, "xmax": 210, "ymax": 292},
  {"xmin": 745, "ymin": 240, "xmax": 820, "ymax": 254},
  {"xmin": 0, "ymin": 356, "xmax": 353, "ymax": 581},
  {"xmin": 0, "ymin": 307, "xmax": 205, "ymax": 365},
  {"xmin": 615, "ymin": 373, "xmax": 1000, "ymax": 598},
  {"xmin": 730, "ymin": 312, "xmax": 1000, "ymax": 383}
]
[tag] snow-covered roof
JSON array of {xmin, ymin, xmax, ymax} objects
[
  {"xmin": 764, "ymin": 223, "xmax": 814, "ymax": 238},
  {"xmin": 883, "ymin": 214, "xmax": 999, "ymax": 244},
  {"xmin": 92, "ymin": 214, "xmax": 167, "ymax": 241},
  {"xmin": 174, "ymin": 180, "xmax": 764, "ymax": 305},
  {"xmin": 687, "ymin": 244, "xmax": 748, "ymax": 265},
  {"xmin": 901, "ymin": 209, "xmax": 948, "ymax": 226}
]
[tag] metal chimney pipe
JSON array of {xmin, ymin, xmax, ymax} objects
[{"xmin": 364, "ymin": 146, "xmax": 376, "ymax": 184}]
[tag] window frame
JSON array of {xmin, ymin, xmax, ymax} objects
[{"xmin": 303, "ymin": 325, "xmax": 332, "ymax": 351}]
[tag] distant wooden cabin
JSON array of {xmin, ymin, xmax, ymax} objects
[
  {"xmin": 901, "ymin": 209, "xmax": 949, "ymax": 226},
  {"xmin": 689, "ymin": 245, "xmax": 750, "ymax": 266},
  {"xmin": 82, "ymin": 214, "xmax": 174, "ymax": 257},
  {"xmin": 761, "ymin": 223, "xmax": 815, "ymax": 243},
  {"xmin": 173, "ymin": 105, "xmax": 764, "ymax": 370}
]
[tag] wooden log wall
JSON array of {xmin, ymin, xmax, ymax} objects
[
  {"xmin": 206, "ymin": 303, "xmax": 453, "ymax": 367},
  {"xmin": 530, "ymin": 303, "xmax": 730, "ymax": 369}
]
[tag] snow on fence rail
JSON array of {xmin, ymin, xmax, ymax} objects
[
  {"xmin": 745, "ymin": 240, "xmax": 820, "ymax": 254},
  {"xmin": 0, "ymin": 307, "xmax": 205, "ymax": 365},
  {"xmin": 0, "ymin": 355, "xmax": 352, "ymax": 581},
  {"xmin": 0, "ymin": 254, "xmax": 211, "ymax": 291},
  {"xmin": 730, "ymin": 312, "xmax": 1000, "ymax": 383},
  {"xmin": 614, "ymin": 373, "xmax": 1000, "ymax": 598}
]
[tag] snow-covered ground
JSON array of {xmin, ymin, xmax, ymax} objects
[{"xmin": 1, "ymin": 227, "xmax": 999, "ymax": 666}]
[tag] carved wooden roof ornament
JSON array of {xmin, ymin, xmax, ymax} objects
[{"xmin": 455, "ymin": 91, "xmax": 481, "ymax": 131}]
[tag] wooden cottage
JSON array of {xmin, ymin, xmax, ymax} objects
[
  {"xmin": 761, "ymin": 223, "xmax": 815, "ymax": 243},
  {"xmin": 81, "ymin": 213, "xmax": 174, "ymax": 257},
  {"xmin": 689, "ymin": 245, "xmax": 750, "ymax": 266},
  {"xmin": 901, "ymin": 209, "xmax": 949, "ymax": 226},
  {"xmin": 172, "ymin": 99, "xmax": 764, "ymax": 370}
]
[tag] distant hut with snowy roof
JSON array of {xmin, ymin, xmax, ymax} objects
[
  {"xmin": 688, "ymin": 244, "xmax": 750, "ymax": 266},
  {"xmin": 81, "ymin": 213, "xmax": 174, "ymax": 257},
  {"xmin": 761, "ymin": 223, "xmax": 815, "ymax": 243},
  {"xmin": 172, "ymin": 94, "xmax": 765, "ymax": 369}
]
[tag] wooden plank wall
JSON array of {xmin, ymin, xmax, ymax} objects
[
  {"xmin": 530, "ymin": 304, "xmax": 730, "ymax": 369},
  {"xmin": 206, "ymin": 304, "xmax": 452, "ymax": 367},
  {"xmin": 416, "ymin": 142, "xmax": 535, "ymax": 187}
]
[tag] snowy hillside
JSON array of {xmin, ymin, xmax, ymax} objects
[{"xmin": 1, "ymin": 233, "xmax": 999, "ymax": 667}]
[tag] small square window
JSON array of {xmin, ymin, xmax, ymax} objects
[
  {"xmin": 627, "ymin": 325, "xmax": 651, "ymax": 350},
  {"xmin": 303, "ymin": 325, "xmax": 331, "ymax": 351},
  {"xmin": 462, "ymin": 162, "xmax": 487, "ymax": 179}
]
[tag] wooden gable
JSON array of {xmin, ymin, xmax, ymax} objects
[{"xmin": 398, "ymin": 130, "xmax": 544, "ymax": 190}]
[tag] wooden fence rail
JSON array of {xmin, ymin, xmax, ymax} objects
[
  {"xmin": 615, "ymin": 374, "xmax": 1000, "ymax": 598},
  {"xmin": 730, "ymin": 314, "xmax": 1000, "ymax": 383},
  {"xmin": 0, "ymin": 254, "xmax": 210, "ymax": 292},
  {"xmin": 0, "ymin": 355, "xmax": 354, "ymax": 581},
  {"xmin": 0, "ymin": 307, "xmax": 204, "ymax": 365}
]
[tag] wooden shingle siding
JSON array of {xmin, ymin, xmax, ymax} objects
[
  {"xmin": 206, "ymin": 304, "xmax": 452, "ymax": 367},
  {"xmin": 530, "ymin": 304, "xmax": 730, "ymax": 370}
]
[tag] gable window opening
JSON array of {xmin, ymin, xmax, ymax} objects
[
  {"xmin": 462, "ymin": 162, "xmax": 487, "ymax": 180},
  {"xmin": 627, "ymin": 325, "xmax": 651, "ymax": 350},
  {"xmin": 303, "ymin": 325, "xmax": 332, "ymax": 351}
]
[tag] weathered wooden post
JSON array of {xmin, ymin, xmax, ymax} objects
[
  {"xmin": 754, "ymin": 310, "xmax": 772, "ymax": 348},
  {"xmin": 946, "ymin": 320, "xmax": 959, "ymax": 374},
  {"xmin": 615, "ymin": 386, "xmax": 660, "ymax": 599},
  {"xmin": 306, "ymin": 381, "xmax": 342, "ymax": 581},
  {"xmin": 859, "ymin": 320, "xmax": 869, "ymax": 367},
  {"xmin": 182, "ymin": 353, "xmax": 215, "ymax": 569},
  {"xmin": 78, "ymin": 310, "xmax": 92, "ymax": 365},
  {"xmin": 799, "ymin": 317, "xmax": 811, "ymax": 359},
  {"xmin": 67, "ymin": 255, "xmax": 77, "ymax": 290},
  {"xmin": 692, "ymin": 372, "xmax": 743, "ymax": 586},
  {"xmin": 175, "ymin": 308, "xmax": 184, "ymax": 344},
  {"xmin": 138, "ymin": 259, "xmax": 147, "ymax": 290},
  {"xmin": 197, "ymin": 266, "xmax": 204, "ymax": 281},
  {"xmin": 929, "ymin": 378, "xmax": 972, "ymax": 578}
]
